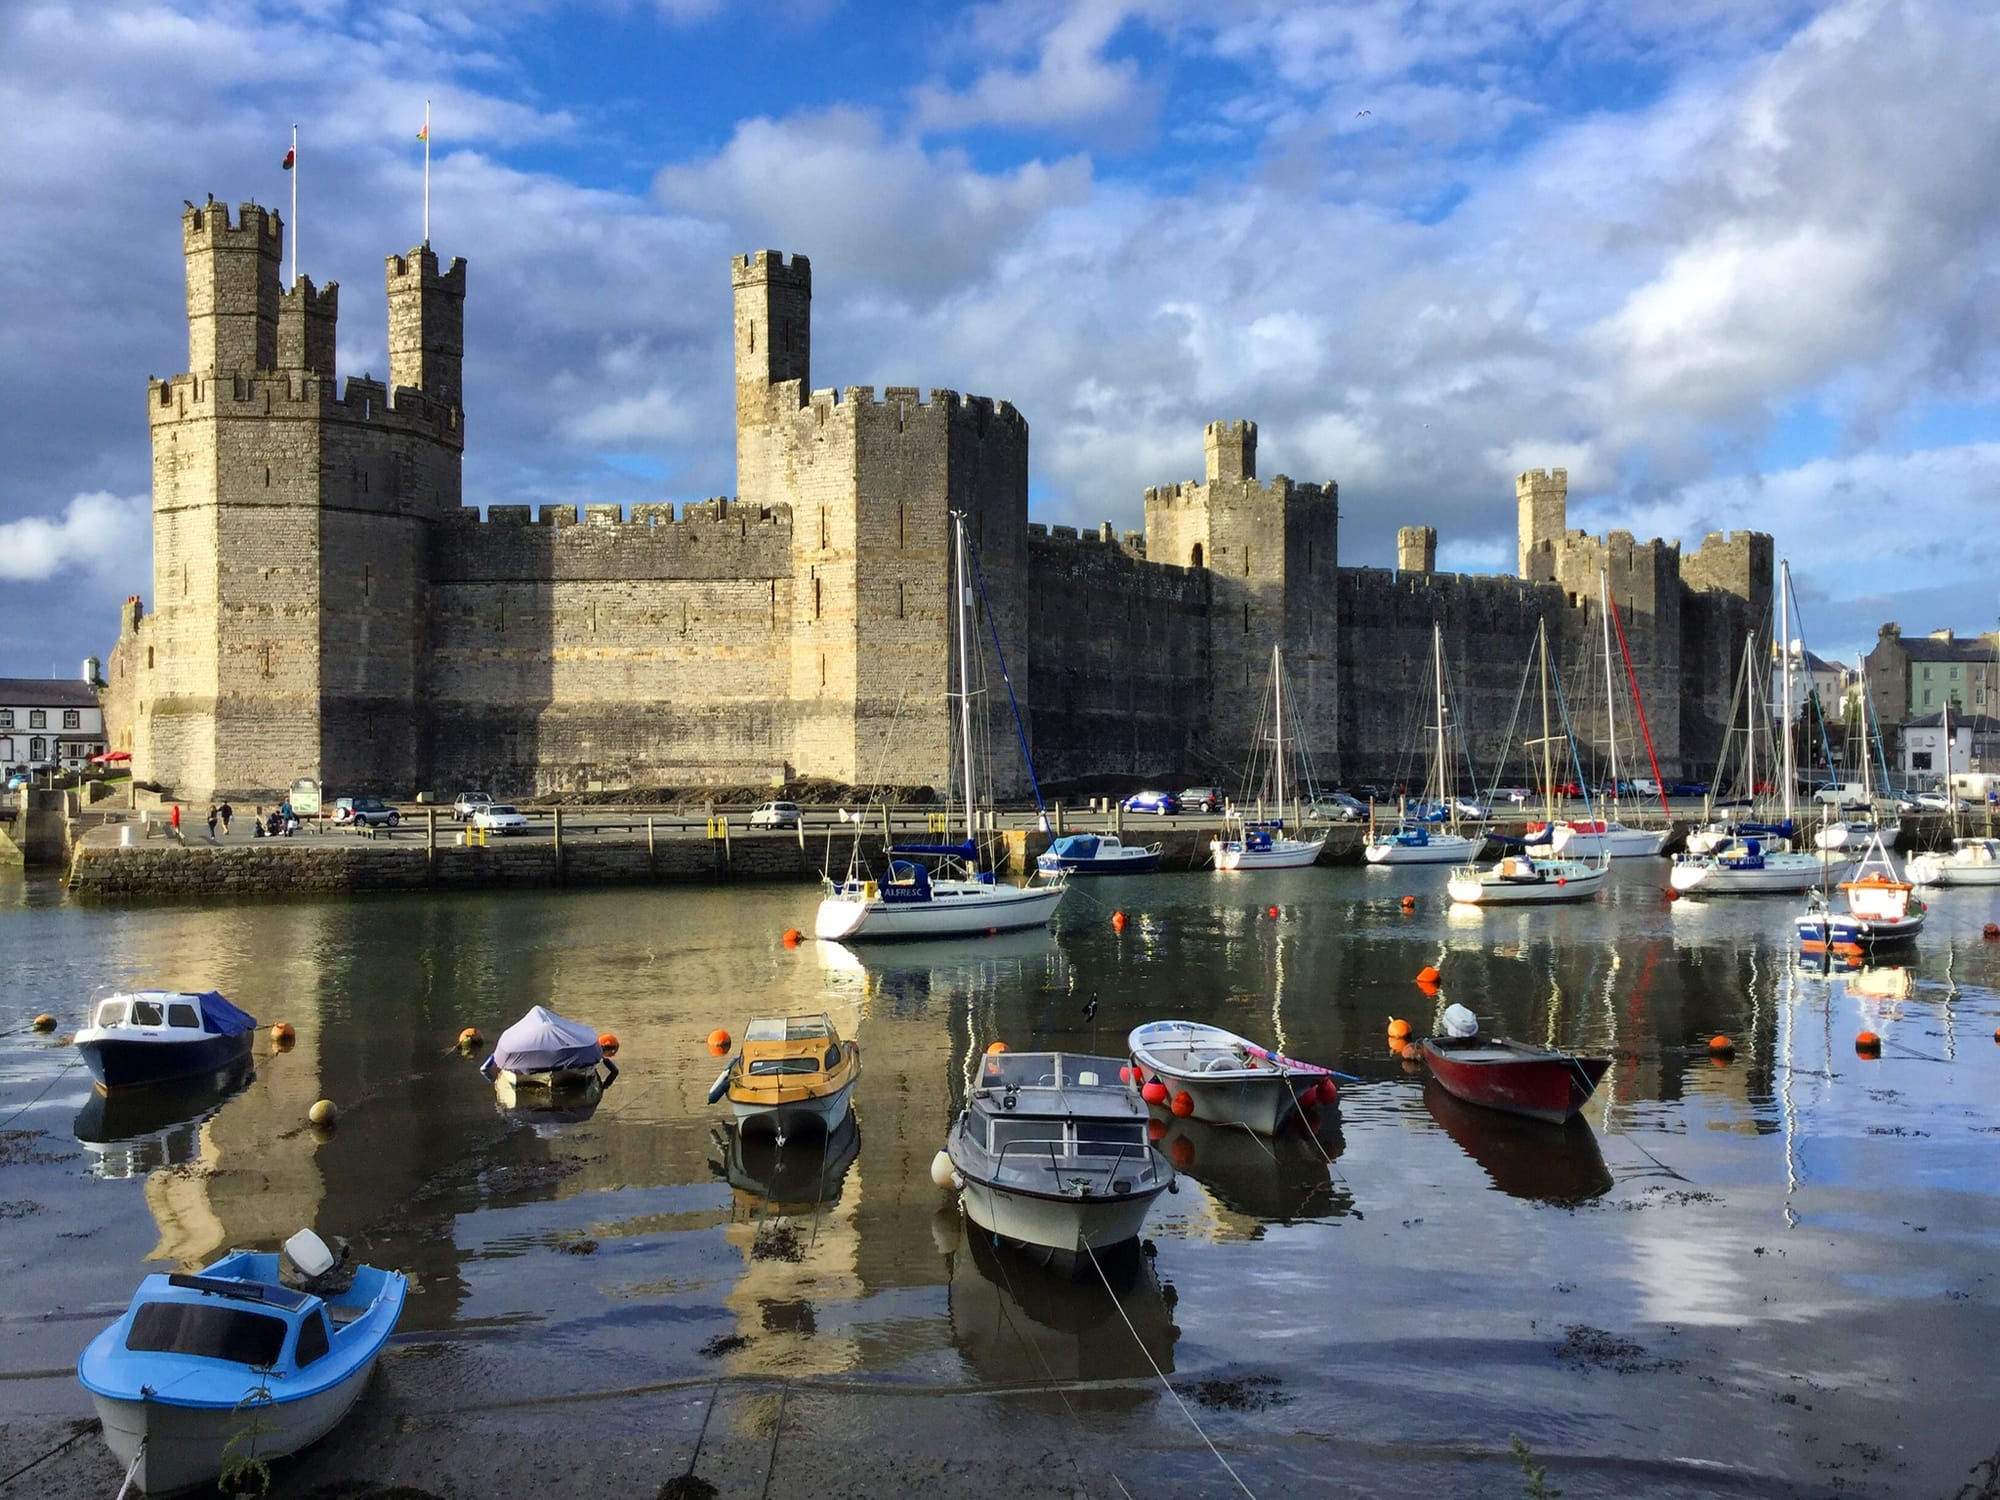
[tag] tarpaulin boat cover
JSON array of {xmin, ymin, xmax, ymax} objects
[
  {"xmin": 493, "ymin": 1006, "xmax": 603, "ymax": 1072},
  {"xmin": 195, "ymin": 991, "xmax": 259, "ymax": 1037}
]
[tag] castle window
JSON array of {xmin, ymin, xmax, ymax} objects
[
  {"xmin": 63, "ymin": 710, "xmax": 80, "ymax": 730},
  {"xmin": 264, "ymin": 466, "xmax": 271, "ymax": 487},
  {"xmin": 820, "ymin": 653, "xmax": 827, "ymax": 691},
  {"xmin": 1242, "ymin": 603, "xmax": 1250, "ymax": 634},
  {"xmin": 261, "ymin": 645, "xmax": 272, "ymax": 678},
  {"xmin": 814, "ymin": 577, "xmax": 822, "ymax": 621},
  {"xmin": 1244, "ymin": 546, "xmax": 1251, "ymax": 577},
  {"xmin": 770, "ymin": 580, "xmax": 776, "ymax": 628},
  {"xmin": 747, "ymin": 322, "xmax": 755, "ymax": 353},
  {"xmin": 897, "ymin": 582, "xmax": 906, "ymax": 619},
  {"xmin": 1191, "ymin": 543, "xmax": 1203, "ymax": 569},
  {"xmin": 363, "ymin": 565, "xmax": 371, "ymax": 599},
  {"xmin": 819, "ymin": 506, "xmax": 828, "ymax": 551},
  {"xmin": 146, "ymin": 648, "xmax": 154, "ymax": 670},
  {"xmin": 898, "ymin": 503, "xmax": 906, "ymax": 549}
]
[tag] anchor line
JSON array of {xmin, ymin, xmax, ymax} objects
[
  {"xmin": 982, "ymin": 1229, "xmax": 1114, "ymax": 1497},
  {"xmin": 1082, "ymin": 1240, "xmax": 1259, "ymax": 1499}
]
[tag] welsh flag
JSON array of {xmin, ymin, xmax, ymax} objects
[
  {"xmin": 281, "ymin": 147, "xmax": 295, "ymax": 170},
  {"xmin": 415, "ymin": 124, "xmax": 428, "ymax": 142}
]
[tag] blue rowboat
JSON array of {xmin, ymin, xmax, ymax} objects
[{"xmin": 74, "ymin": 990, "xmax": 258, "ymax": 1090}]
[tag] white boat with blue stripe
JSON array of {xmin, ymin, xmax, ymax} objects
[{"xmin": 1036, "ymin": 832, "xmax": 1162, "ymax": 875}]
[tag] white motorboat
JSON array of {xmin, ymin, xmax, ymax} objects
[
  {"xmin": 1036, "ymin": 833, "xmax": 1162, "ymax": 875},
  {"xmin": 1212, "ymin": 647, "xmax": 1329, "ymax": 871},
  {"xmin": 817, "ymin": 513, "xmax": 1066, "ymax": 941},
  {"xmin": 1448, "ymin": 851, "xmax": 1609, "ymax": 905},
  {"xmin": 1907, "ymin": 837, "xmax": 2000, "ymax": 887},
  {"xmin": 1545, "ymin": 820, "xmax": 1670, "ymax": 859},
  {"xmin": 709, "ymin": 1013, "xmax": 860, "ymax": 1142},
  {"xmin": 1127, "ymin": 1020, "xmax": 1340, "ymax": 1136},
  {"xmin": 74, "ymin": 989, "xmax": 258, "ymax": 1090},
  {"xmin": 1813, "ymin": 817, "xmax": 1901, "ymax": 853},
  {"xmin": 940, "ymin": 1049, "xmax": 1173, "ymax": 1268},
  {"xmin": 77, "ymin": 1232, "xmax": 404, "ymax": 1496}
]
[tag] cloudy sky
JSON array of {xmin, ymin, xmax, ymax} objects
[{"xmin": 1, "ymin": 0, "xmax": 1995, "ymax": 677}]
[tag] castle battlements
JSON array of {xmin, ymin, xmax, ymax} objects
[
  {"xmin": 792, "ymin": 384, "xmax": 1028, "ymax": 431},
  {"xmin": 182, "ymin": 200, "xmax": 281, "ymax": 249},
  {"xmin": 446, "ymin": 499, "xmax": 790, "ymax": 531},
  {"xmin": 144, "ymin": 370, "xmax": 461, "ymax": 439}
]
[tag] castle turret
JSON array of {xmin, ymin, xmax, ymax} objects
[
  {"xmin": 733, "ymin": 251, "xmax": 811, "ymax": 505},
  {"xmin": 387, "ymin": 246, "xmax": 466, "ymax": 410},
  {"xmin": 183, "ymin": 201, "xmax": 281, "ymax": 376},
  {"xmin": 276, "ymin": 276, "xmax": 338, "ymax": 375},
  {"xmin": 1398, "ymin": 525, "xmax": 1437, "ymax": 574},
  {"xmin": 1516, "ymin": 467, "xmax": 1567, "ymax": 581},
  {"xmin": 1205, "ymin": 420, "xmax": 1257, "ymax": 483}
]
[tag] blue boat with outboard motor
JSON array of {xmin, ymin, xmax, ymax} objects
[
  {"xmin": 74, "ymin": 990, "xmax": 258, "ymax": 1090},
  {"xmin": 77, "ymin": 1231, "xmax": 406, "ymax": 1495}
]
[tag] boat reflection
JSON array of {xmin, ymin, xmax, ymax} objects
[
  {"xmin": 73, "ymin": 1057, "xmax": 256, "ymax": 1180},
  {"xmin": 708, "ymin": 1114, "xmax": 861, "ymax": 1214},
  {"xmin": 946, "ymin": 1219, "xmax": 1179, "ymax": 1387},
  {"xmin": 1423, "ymin": 1079, "xmax": 1612, "ymax": 1205},
  {"xmin": 1153, "ymin": 1115, "xmax": 1351, "ymax": 1237},
  {"xmin": 814, "ymin": 930, "xmax": 1060, "ymax": 1015},
  {"xmin": 492, "ymin": 1070, "xmax": 602, "ymax": 1128}
]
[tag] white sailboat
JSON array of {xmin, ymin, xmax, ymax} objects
[
  {"xmin": 1364, "ymin": 625, "xmax": 1484, "ymax": 866},
  {"xmin": 1907, "ymin": 678, "xmax": 2000, "ymax": 884},
  {"xmin": 1672, "ymin": 562, "xmax": 1848, "ymax": 896},
  {"xmin": 1448, "ymin": 619, "xmax": 1608, "ymax": 906},
  {"xmin": 1814, "ymin": 654, "xmax": 1901, "ymax": 853},
  {"xmin": 814, "ymin": 514, "xmax": 1067, "ymax": 941},
  {"xmin": 1545, "ymin": 570, "xmax": 1669, "ymax": 859},
  {"xmin": 1212, "ymin": 647, "xmax": 1328, "ymax": 870}
]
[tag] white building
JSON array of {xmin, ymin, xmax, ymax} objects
[
  {"xmin": 1900, "ymin": 711, "xmax": 1999, "ymax": 780},
  {"xmin": 1, "ymin": 671, "xmax": 106, "ymax": 772}
]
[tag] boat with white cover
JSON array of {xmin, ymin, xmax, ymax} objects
[
  {"xmin": 940, "ymin": 1050, "xmax": 1173, "ymax": 1267},
  {"xmin": 480, "ymin": 1006, "xmax": 619, "ymax": 1102},
  {"xmin": 1127, "ymin": 1020, "xmax": 1339, "ymax": 1136},
  {"xmin": 77, "ymin": 1232, "xmax": 405, "ymax": 1496}
]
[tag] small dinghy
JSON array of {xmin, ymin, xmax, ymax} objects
[
  {"xmin": 1127, "ymin": 1020, "xmax": 1340, "ymax": 1136},
  {"xmin": 938, "ymin": 1049, "xmax": 1173, "ymax": 1269},
  {"xmin": 481, "ymin": 1006, "xmax": 618, "ymax": 1103},
  {"xmin": 1420, "ymin": 1004, "xmax": 1609, "ymax": 1125},
  {"xmin": 74, "ymin": 990, "xmax": 258, "ymax": 1091},
  {"xmin": 77, "ymin": 1230, "xmax": 405, "ymax": 1496},
  {"xmin": 1036, "ymin": 833, "xmax": 1162, "ymax": 875},
  {"xmin": 708, "ymin": 1013, "xmax": 860, "ymax": 1142}
]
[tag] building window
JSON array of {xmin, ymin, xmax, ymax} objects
[
  {"xmin": 0, "ymin": 710, "xmax": 11, "ymax": 729},
  {"xmin": 0, "ymin": 738, "xmax": 11, "ymax": 761},
  {"xmin": 63, "ymin": 710, "xmax": 80, "ymax": 730},
  {"xmin": 29, "ymin": 737, "xmax": 46, "ymax": 760},
  {"xmin": 1923, "ymin": 690, "xmax": 1932, "ymax": 707},
  {"xmin": 28, "ymin": 710, "xmax": 45, "ymax": 729}
]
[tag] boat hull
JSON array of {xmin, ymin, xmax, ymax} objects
[
  {"xmin": 77, "ymin": 1031, "xmax": 254, "ymax": 1091},
  {"xmin": 730, "ymin": 1073, "xmax": 857, "ymax": 1139},
  {"xmin": 1446, "ymin": 860, "xmax": 1607, "ymax": 905},
  {"xmin": 1548, "ymin": 823, "xmax": 1669, "ymax": 859},
  {"xmin": 1670, "ymin": 853, "xmax": 1842, "ymax": 894},
  {"xmin": 1363, "ymin": 832, "xmax": 1482, "ymax": 865},
  {"xmin": 1907, "ymin": 845, "xmax": 2000, "ymax": 886},
  {"xmin": 814, "ymin": 879, "xmax": 1064, "ymax": 941},
  {"xmin": 953, "ymin": 1171, "xmax": 1165, "ymax": 1266},
  {"xmin": 90, "ymin": 1363, "xmax": 379, "ymax": 1496},
  {"xmin": 1211, "ymin": 836, "xmax": 1326, "ymax": 870},
  {"xmin": 1796, "ymin": 912, "xmax": 1923, "ymax": 949},
  {"xmin": 1127, "ymin": 1022, "xmax": 1334, "ymax": 1136},
  {"xmin": 1036, "ymin": 851, "xmax": 1161, "ymax": 875},
  {"xmin": 1421, "ymin": 1037, "xmax": 1610, "ymax": 1125}
]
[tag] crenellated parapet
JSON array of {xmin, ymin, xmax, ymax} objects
[
  {"xmin": 432, "ymin": 499, "xmax": 792, "ymax": 583},
  {"xmin": 145, "ymin": 370, "xmax": 462, "ymax": 444}
]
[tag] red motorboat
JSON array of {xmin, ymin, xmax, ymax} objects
[{"xmin": 1420, "ymin": 1035, "xmax": 1610, "ymax": 1125}]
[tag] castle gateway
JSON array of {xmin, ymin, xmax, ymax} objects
[{"xmin": 107, "ymin": 202, "xmax": 1770, "ymax": 802}]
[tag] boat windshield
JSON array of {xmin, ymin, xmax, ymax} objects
[
  {"xmin": 977, "ymin": 1052, "xmax": 1126, "ymax": 1090},
  {"xmin": 94, "ymin": 1000, "xmax": 128, "ymax": 1027},
  {"xmin": 744, "ymin": 1015, "xmax": 833, "ymax": 1043},
  {"xmin": 129, "ymin": 999, "xmax": 165, "ymax": 1026},
  {"xmin": 748, "ymin": 1056, "xmax": 829, "ymax": 1077},
  {"xmin": 126, "ymin": 1301, "xmax": 289, "ymax": 1366}
]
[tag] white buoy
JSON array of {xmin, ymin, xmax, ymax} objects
[{"xmin": 929, "ymin": 1149, "xmax": 957, "ymax": 1190}]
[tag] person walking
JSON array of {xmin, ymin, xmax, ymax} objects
[
  {"xmin": 206, "ymin": 805, "xmax": 218, "ymax": 839},
  {"xmin": 218, "ymin": 802, "xmax": 233, "ymax": 836},
  {"xmin": 169, "ymin": 803, "xmax": 183, "ymax": 844}
]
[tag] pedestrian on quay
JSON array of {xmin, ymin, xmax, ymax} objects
[
  {"xmin": 169, "ymin": 803, "xmax": 183, "ymax": 844},
  {"xmin": 206, "ymin": 805, "xmax": 218, "ymax": 839},
  {"xmin": 219, "ymin": 802, "xmax": 233, "ymax": 835}
]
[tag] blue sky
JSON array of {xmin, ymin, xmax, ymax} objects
[{"xmin": 1, "ymin": 0, "xmax": 1995, "ymax": 679}]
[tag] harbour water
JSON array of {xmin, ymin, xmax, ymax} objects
[{"xmin": 3, "ymin": 864, "xmax": 1997, "ymax": 1497}]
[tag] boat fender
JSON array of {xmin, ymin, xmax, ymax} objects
[
  {"xmin": 930, "ymin": 1150, "xmax": 957, "ymax": 1190},
  {"xmin": 705, "ymin": 1064, "xmax": 732, "ymax": 1105}
]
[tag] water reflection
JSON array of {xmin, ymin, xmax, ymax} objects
[
  {"xmin": 1152, "ymin": 1115, "xmax": 1352, "ymax": 1236},
  {"xmin": 708, "ymin": 1115, "xmax": 861, "ymax": 1211},
  {"xmin": 946, "ymin": 1221, "xmax": 1179, "ymax": 1385},
  {"xmin": 1422, "ymin": 1080, "xmax": 1613, "ymax": 1204},
  {"xmin": 72, "ymin": 1057, "xmax": 256, "ymax": 1178}
]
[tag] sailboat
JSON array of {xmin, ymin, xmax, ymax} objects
[
  {"xmin": 1448, "ymin": 619, "xmax": 1608, "ymax": 905},
  {"xmin": 1682, "ymin": 635, "xmax": 1771, "ymax": 857},
  {"xmin": 1814, "ymin": 654, "xmax": 1901, "ymax": 853},
  {"xmin": 1211, "ymin": 647, "xmax": 1329, "ymax": 870},
  {"xmin": 814, "ymin": 514, "xmax": 1067, "ymax": 941},
  {"xmin": 1671, "ymin": 562, "xmax": 1847, "ymax": 896},
  {"xmin": 1906, "ymin": 675, "xmax": 2000, "ymax": 884},
  {"xmin": 1542, "ymin": 571, "xmax": 1670, "ymax": 859},
  {"xmin": 1364, "ymin": 625, "xmax": 1484, "ymax": 866}
]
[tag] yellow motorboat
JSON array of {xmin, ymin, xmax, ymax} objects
[{"xmin": 709, "ymin": 1014, "xmax": 860, "ymax": 1141}]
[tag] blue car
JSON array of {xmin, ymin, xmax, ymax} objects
[{"xmin": 1121, "ymin": 790, "xmax": 1180, "ymax": 815}]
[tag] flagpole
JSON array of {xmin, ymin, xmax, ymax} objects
[
  {"xmin": 290, "ymin": 124, "xmax": 298, "ymax": 286},
  {"xmin": 423, "ymin": 99, "xmax": 431, "ymax": 247}
]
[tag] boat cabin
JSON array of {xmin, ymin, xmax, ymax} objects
[
  {"xmin": 93, "ymin": 994, "xmax": 204, "ymax": 1033},
  {"xmin": 740, "ymin": 1014, "xmax": 845, "ymax": 1078},
  {"xmin": 121, "ymin": 1274, "xmax": 340, "ymax": 1375}
]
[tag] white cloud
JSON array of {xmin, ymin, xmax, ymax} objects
[
  {"xmin": 0, "ymin": 492, "xmax": 150, "ymax": 583},
  {"xmin": 910, "ymin": 0, "xmax": 1165, "ymax": 134}
]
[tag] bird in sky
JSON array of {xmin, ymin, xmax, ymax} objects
[{"xmin": 1357, "ymin": 108, "xmax": 1372, "ymax": 116}]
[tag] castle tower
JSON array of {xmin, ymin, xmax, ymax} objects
[
  {"xmin": 733, "ymin": 251, "xmax": 811, "ymax": 506},
  {"xmin": 277, "ymin": 276, "xmax": 338, "ymax": 374},
  {"xmin": 1398, "ymin": 526, "xmax": 1437, "ymax": 574},
  {"xmin": 386, "ymin": 246, "xmax": 466, "ymax": 409},
  {"xmin": 1516, "ymin": 467, "xmax": 1566, "ymax": 581},
  {"xmin": 183, "ymin": 201, "xmax": 280, "ymax": 375},
  {"xmin": 1205, "ymin": 420, "xmax": 1257, "ymax": 482}
]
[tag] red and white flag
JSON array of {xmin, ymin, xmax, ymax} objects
[{"xmin": 281, "ymin": 147, "xmax": 295, "ymax": 170}]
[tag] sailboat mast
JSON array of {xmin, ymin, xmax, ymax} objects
[
  {"xmin": 1539, "ymin": 621, "xmax": 1554, "ymax": 824},
  {"xmin": 1598, "ymin": 570, "xmax": 1620, "ymax": 810},
  {"xmin": 1272, "ymin": 646, "xmax": 1287, "ymax": 819},
  {"xmin": 953, "ymin": 513, "xmax": 977, "ymax": 847},
  {"xmin": 1779, "ymin": 561, "xmax": 1796, "ymax": 824},
  {"xmin": 1433, "ymin": 625, "xmax": 1450, "ymax": 823}
]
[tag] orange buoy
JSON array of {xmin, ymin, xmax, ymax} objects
[
  {"xmin": 1170, "ymin": 1090, "xmax": 1195, "ymax": 1118},
  {"xmin": 1168, "ymin": 1136, "xmax": 1196, "ymax": 1169},
  {"xmin": 1112, "ymin": 910, "xmax": 1128, "ymax": 931},
  {"xmin": 1267, "ymin": 906, "xmax": 1279, "ymax": 918},
  {"xmin": 1992, "ymin": 1027, "xmax": 2000, "ymax": 1044},
  {"xmin": 32, "ymin": 1013, "xmax": 58, "ymax": 1033},
  {"xmin": 1147, "ymin": 1116, "xmax": 1168, "ymax": 1141},
  {"xmin": 1141, "ymin": 1080, "xmax": 1169, "ymax": 1105},
  {"xmin": 1984, "ymin": 923, "xmax": 1999, "ymax": 941},
  {"xmin": 1400, "ymin": 895, "xmax": 1417, "ymax": 911},
  {"xmin": 985, "ymin": 1040, "xmax": 1009, "ymax": 1055},
  {"xmin": 707, "ymin": 1028, "xmax": 732, "ymax": 1056},
  {"xmin": 1400, "ymin": 1043, "xmax": 1422, "ymax": 1061},
  {"xmin": 270, "ymin": 1021, "xmax": 296, "ymax": 1049},
  {"xmin": 598, "ymin": 1033, "xmax": 620, "ymax": 1057},
  {"xmin": 1387, "ymin": 1017, "xmax": 1412, "ymax": 1040},
  {"xmin": 1855, "ymin": 1030, "xmax": 1882, "ymax": 1056},
  {"xmin": 1665, "ymin": 887, "xmax": 1680, "ymax": 901},
  {"xmin": 1414, "ymin": 966, "xmax": 1440, "ymax": 986},
  {"xmin": 1312, "ymin": 1077, "xmax": 1339, "ymax": 1105},
  {"xmin": 782, "ymin": 927, "xmax": 801, "ymax": 947},
  {"xmin": 1707, "ymin": 1035, "xmax": 1734, "ymax": 1057},
  {"xmin": 1118, "ymin": 1064, "xmax": 1133, "ymax": 1083},
  {"xmin": 457, "ymin": 1026, "xmax": 483, "ymax": 1051}
]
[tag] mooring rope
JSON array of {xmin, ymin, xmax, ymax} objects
[{"xmin": 0, "ymin": 1057, "xmax": 84, "ymax": 1133}]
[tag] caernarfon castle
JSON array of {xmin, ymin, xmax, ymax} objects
[{"xmin": 106, "ymin": 200, "xmax": 1772, "ymax": 802}]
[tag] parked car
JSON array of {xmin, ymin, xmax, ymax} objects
[
  {"xmin": 471, "ymin": 804, "xmax": 529, "ymax": 836},
  {"xmin": 1914, "ymin": 791, "xmax": 1971, "ymax": 813},
  {"xmin": 1178, "ymin": 786, "xmax": 1223, "ymax": 813},
  {"xmin": 1497, "ymin": 787, "xmax": 1532, "ymax": 805},
  {"xmin": 750, "ymin": 800, "xmax": 803, "ymax": 827},
  {"xmin": 453, "ymin": 790, "xmax": 493, "ymax": 822},
  {"xmin": 1122, "ymin": 790, "xmax": 1180, "ymax": 816},
  {"xmin": 1666, "ymin": 781, "xmax": 1711, "ymax": 799},
  {"xmin": 1454, "ymin": 797, "xmax": 1492, "ymax": 820},
  {"xmin": 332, "ymin": 796, "xmax": 399, "ymax": 828},
  {"xmin": 1314, "ymin": 791, "xmax": 1367, "ymax": 821}
]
